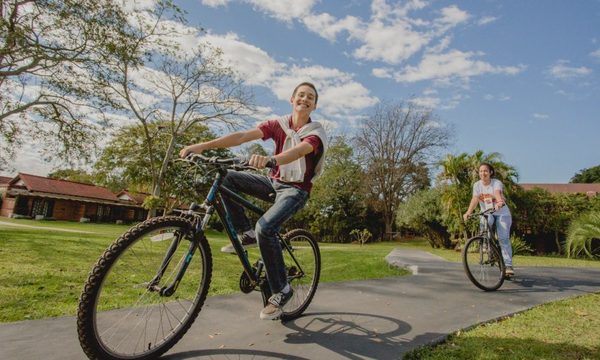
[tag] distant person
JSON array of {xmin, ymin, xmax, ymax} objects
[
  {"xmin": 180, "ymin": 82, "xmax": 327, "ymax": 320},
  {"xmin": 463, "ymin": 162, "xmax": 514, "ymax": 277}
]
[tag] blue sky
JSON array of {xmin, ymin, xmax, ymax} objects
[
  {"xmin": 177, "ymin": 0, "xmax": 600, "ymax": 183},
  {"xmin": 5, "ymin": 0, "xmax": 599, "ymax": 183}
]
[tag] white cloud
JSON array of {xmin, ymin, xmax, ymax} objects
[
  {"xmin": 548, "ymin": 61, "xmax": 592, "ymax": 80},
  {"xmin": 533, "ymin": 113, "xmax": 549, "ymax": 119},
  {"xmin": 372, "ymin": 67, "xmax": 394, "ymax": 79},
  {"xmin": 201, "ymin": 0, "xmax": 230, "ymax": 7},
  {"xmin": 202, "ymin": 33, "xmax": 284, "ymax": 86},
  {"xmin": 410, "ymin": 96, "xmax": 440, "ymax": 109},
  {"xmin": 478, "ymin": 16, "xmax": 498, "ymax": 26},
  {"xmin": 590, "ymin": 49, "xmax": 600, "ymax": 60},
  {"xmin": 393, "ymin": 50, "xmax": 525, "ymax": 83},
  {"xmin": 303, "ymin": 13, "xmax": 361, "ymax": 42},
  {"xmin": 352, "ymin": 20, "xmax": 431, "ymax": 64},
  {"xmin": 245, "ymin": 0, "xmax": 317, "ymax": 22},
  {"xmin": 435, "ymin": 5, "xmax": 470, "ymax": 29},
  {"xmin": 484, "ymin": 93, "xmax": 510, "ymax": 101}
]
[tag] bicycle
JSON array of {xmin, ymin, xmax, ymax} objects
[
  {"xmin": 76, "ymin": 154, "xmax": 321, "ymax": 360},
  {"xmin": 462, "ymin": 208, "xmax": 507, "ymax": 291}
]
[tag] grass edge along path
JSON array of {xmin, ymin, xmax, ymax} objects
[{"xmin": 404, "ymin": 292, "xmax": 600, "ymax": 360}]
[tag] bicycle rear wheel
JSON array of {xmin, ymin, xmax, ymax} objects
[
  {"xmin": 462, "ymin": 236, "xmax": 505, "ymax": 291},
  {"xmin": 77, "ymin": 216, "xmax": 212, "ymax": 360},
  {"xmin": 280, "ymin": 229, "xmax": 320, "ymax": 321}
]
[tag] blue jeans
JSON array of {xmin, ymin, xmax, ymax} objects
[
  {"xmin": 222, "ymin": 170, "xmax": 309, "ymax": 293},
  {"xmin": 484, "ymin": 214, "xmax": 513, "ymax": 267}
]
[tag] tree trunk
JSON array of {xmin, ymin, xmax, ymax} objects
[{"xmin": 554, "ymin": 230, "xmax": 562, "ymax": 255}]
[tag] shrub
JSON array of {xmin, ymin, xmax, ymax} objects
[
  {"xmin": 510, "ymin": 235, "xmax": 533, "ymax": 255},
  {"xmin": 565, "ymin": 211, "xmax": 600, "ymax": 259},
  {"xmin": 350, "ymin": 228, "xmax": 372, "ymax": 246}
]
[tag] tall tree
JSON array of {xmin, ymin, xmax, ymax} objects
[
  {"xmin": 93, "ymin": 121, "xmax": 231, "ymax": 209},
  {"xmin": 87, "ymin": 4, "xmax": 253, "ymax": 215},
  {"xmin": 296, "ymin": 135, "xmax": 368, "ymax": 242},
  {"xmin": 0, "ymin": 0, "xmax": 135, "ymax": 168},
  {"xmin": 570, "ymin": 165, "xmax": 600, "ymax": 183},
  {"xmin": 355, "ymin": 101, "xmax": 451, "ymax": 237}
]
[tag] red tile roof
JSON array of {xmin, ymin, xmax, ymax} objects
[
  {"xmin": 520, "ymin": 183, "xmax": 600, "ymax": 195},
  {"xmin": 116, "ymin": 190, "xmax": 149, "ymax": 205},
  {"xmin": 0, "ymin": 176, "xmax": 12, "ymax": 185},
  {"xmin": 11, "ymin": 173, "xmax": 119, "ymax": 201}
]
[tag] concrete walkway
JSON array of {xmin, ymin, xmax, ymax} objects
[{"xmin": 1, "ymin": 249, "xmax": 599, "ymax": 360}]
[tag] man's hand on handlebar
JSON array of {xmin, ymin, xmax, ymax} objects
[
  {"xmin": 248, "ymin": 154, "xmax": 276, "ymax": 169},
  {"xmin": 179, "ymin": 144, "xmax": 206, "ymax": 158}
]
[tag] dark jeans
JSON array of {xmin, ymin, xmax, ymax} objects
[{"xmin": 222, "ymin": 170, "xmax": 309, "ymax": 293}]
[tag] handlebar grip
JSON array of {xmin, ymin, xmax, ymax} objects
[{"xmin": 265, "ymin": 157, "xmax": 276, "ymax": 169}]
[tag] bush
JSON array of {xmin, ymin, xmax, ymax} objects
[
  {"xmin": 565, "ymin": 211, "xmax": 600, "ymax": 259},
  {"xmin": 396, "ymin": 188, "xmax": 451, "ymax": 248},
  {"xmin": 510, "ymin": 235, "xmax": 533, "ymax": 255}
]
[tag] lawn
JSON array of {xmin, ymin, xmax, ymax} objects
[{"xmin": 0, "ymin": 218, "xmax": 407, "ymax": 322}]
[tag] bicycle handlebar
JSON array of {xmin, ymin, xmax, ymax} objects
[
  {"xmin": 467, "ymin": 207, "xmax": 500, "ymax": 219},
  {"xmin": 183, "ymin": 153, "xmax": 276, "ymax": 170}
]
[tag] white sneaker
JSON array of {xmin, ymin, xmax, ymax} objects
[{"xmin": 260, "ymin": 288, "xmax": 294, "ymax": 320}]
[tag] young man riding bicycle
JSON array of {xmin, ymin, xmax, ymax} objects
[{"xmin": 179, "ymin": 82, "xmax": 327, "ymax": 320}]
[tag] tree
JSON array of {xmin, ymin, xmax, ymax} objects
[
  {"xmin": 355, "ymin": 101, "xmax": 451, "ymax": 238},
  {"xmin": 396, "ymin": 188, "xmax": 451, "ymax": 248},
  {"xmin": 88, "ymin": 6, "xmax": 253, "ymax": 215},
  {"xmin": 570, "ymin": 165, "xmax": 600, "ymax": 183},
  {"xmin": 0, "ymin": 0, "xmax": 135, "ymax": 168},
  {"xmin": 93, "ymin": 121, "xmax": 231, "ymax": 209},
  {"xmin": 48, "ymin": 168, "xmax": 94, "ymax": 184},
  {"xmin": 292, "ymin": 135, "xmax": 369, "ymax": 242}
]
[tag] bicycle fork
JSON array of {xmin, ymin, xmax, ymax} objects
[{"xmin": 148, "ymin": 230, "xmax": 198, "ymax": 297}]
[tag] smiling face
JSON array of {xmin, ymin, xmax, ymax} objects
[
  {"xmin": 478, "ymin": 164, "xmax": 492, "ymax": 183},
  {"xmin": 290, "ymin": 84, "xmax": 317, "ymax": 114}
]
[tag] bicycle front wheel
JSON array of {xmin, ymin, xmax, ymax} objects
[
  {"xmin": 462, "ymin": 236, "xmax": 505, "ymax": 291},
  {"xmin": 77, "ymin": 216, "xmax": 212, "ymax": 360},
  {"xmin": 280, "ymin": 229, "xmax": 320, "ymax": 321}
]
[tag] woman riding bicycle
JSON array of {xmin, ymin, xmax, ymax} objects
[
  {"xmin": 179, "ymin": 82, "xmax": 327, "ymax": 320},
  {"xmin": 463, "ymin": 162, "xmax": 514, "ymax": 277}
]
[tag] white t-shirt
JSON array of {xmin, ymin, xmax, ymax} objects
[{"xmin": 472, "ymin": 179, "xmax": 511, "ymax": 216}]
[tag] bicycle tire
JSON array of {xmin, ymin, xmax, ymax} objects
[
  {"xmin": 280, "ymin": 229, "xmax": 320, "ymax": 321},
  {"xmin": 462, "ymin": 236, "xmax": 505, "ymax": 291},
  {"xmin": 77, "ymin": 216, "xmax": 212, "ymax": 360}
]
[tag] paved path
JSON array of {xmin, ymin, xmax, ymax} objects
[{"xmin": 1, "ymin": 249, "xmax": 599, "ymax": 360}]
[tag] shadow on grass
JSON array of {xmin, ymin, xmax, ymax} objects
[{"xmin": 404, "ymin": 335, "xmax": 600, "ymax": 360}]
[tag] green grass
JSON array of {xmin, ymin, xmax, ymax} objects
[
  {"xmin": 395, "ymin": 237, "xmax": 600, "ymax": 268},
  {"xmin": 0, "ymin": 219, "xmax": 406, "ymax": 322},
  {"xmin": 405, "ymin": 293, "xmax": 600, "ymax": 360}
]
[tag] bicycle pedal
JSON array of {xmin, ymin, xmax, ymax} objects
[{"xmin": 239, "ymin": 269, "xmax": 256, "ymax": 294}]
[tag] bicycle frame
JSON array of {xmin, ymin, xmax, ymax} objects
[{"xmin": 204, "ymin": 168, "xmax": 266, "ymax": 285}]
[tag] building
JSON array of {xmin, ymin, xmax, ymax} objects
[
  {"xmin": 519, "ymin": 183, "xmax": 600, "ymax": 197},
  {"xmin": 0, "ymin": 173, "xmax": 149, "ymax": 222}
]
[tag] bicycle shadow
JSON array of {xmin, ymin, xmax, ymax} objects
[
  {"xmin": 282, "ymin": 311, "xmax": 443, "ymax": 360},
  {"xmin": 499, "ymin": 267, "xmax": 600, "ymax": 294},
  {"xmin": 163, "ymin": 348, "xmax": 310, "ymax": 359}
]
